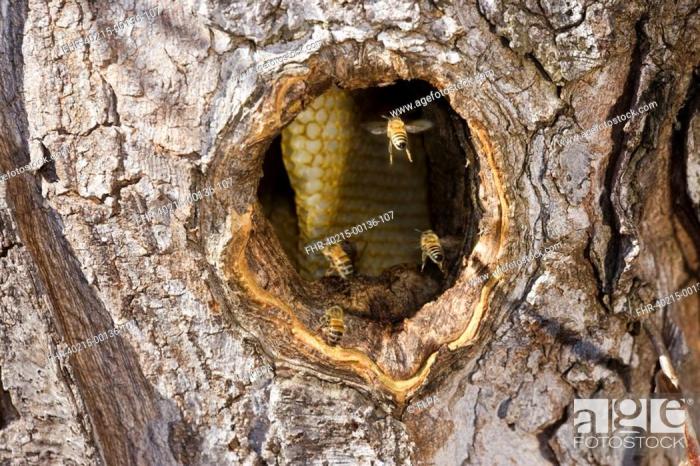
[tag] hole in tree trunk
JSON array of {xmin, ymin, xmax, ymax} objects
[{"xmin": 217, "ymin": 66, "xmax": 505, "ymax": 394}]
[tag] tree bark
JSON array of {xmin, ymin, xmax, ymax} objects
[{"xmin": 0, "ymin": 1, "xmax": 698, "ymax": 465}]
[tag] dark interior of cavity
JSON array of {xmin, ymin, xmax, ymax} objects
[{"xmin": 257, "ymin": 80, "xmax": 480, "ymax": 322}]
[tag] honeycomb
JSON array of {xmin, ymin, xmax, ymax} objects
[{"xmin": 279, "ymin": 86, "xmax": 431, "ymax": 279}]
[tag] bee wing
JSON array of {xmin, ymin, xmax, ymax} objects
[
  {"xmin": 404, "ymin": 119, "xmax": 434, "ymax": 134},
  {"xmin": 361, "ymin": 121, "xmax": 387, "ymax": 136}
]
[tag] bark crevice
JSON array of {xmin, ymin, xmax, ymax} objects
[
  {"xmin": 0, "ymin": 368, "xmax": 20, "ymax": 431},
  {"xmin": 670, "ymin": 67, "xmax": 700, "ymax": 253},
  {"xmin": 601, "ymin": 14, "xmax": 649, "ymax": 295}
]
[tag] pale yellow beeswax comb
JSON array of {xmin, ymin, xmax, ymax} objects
[{"xmin": 280, "ymin": 87, "xmax": 431, "ymax": 279}]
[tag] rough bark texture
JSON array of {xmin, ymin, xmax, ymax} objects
[{"xmin": 0, "ymin": 0, "xmax": 698, "ymax": 465}]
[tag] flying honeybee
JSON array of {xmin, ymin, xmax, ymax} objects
[
  {"xmin": 322, "ymin": 243, "xmax": 354, "ymax": 279},
  {"xmin": 419, "ymin": 229, "xmax": 445, "ymax": 273},
  {"xmin": 362, "ymin": 116, "xmax": 433, "ymax": 164},
  {"xmin": 320, "ymin": 305, "xmax": 345, "ymax": 346}
]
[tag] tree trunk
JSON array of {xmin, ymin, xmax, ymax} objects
[{"xmin": 0, "ymin": 1, "xmax": 698, "ymax": 465}]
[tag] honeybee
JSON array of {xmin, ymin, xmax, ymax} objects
[
  {"xmin": 419, "ymin": 229, "xmax": 445, "ymax": 273},
  {"xmin": 320, "ymin": 305, "xmax": 345, "ymax": 346},
  {"xmin": 322, "ymin": 243, "xmax": 354, "ymax": 279},
  {"xmin": 362, "ymin": 116, "xmax": 433, "ymax": 164}
]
